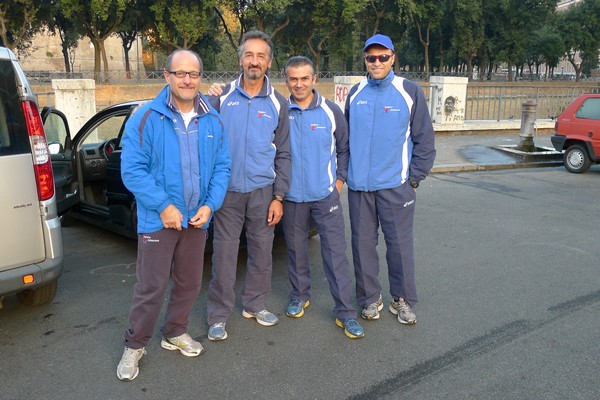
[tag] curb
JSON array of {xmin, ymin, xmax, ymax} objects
[{"xmin": 431, "ymin": 161, "xmax": 564, "ymax": 174}]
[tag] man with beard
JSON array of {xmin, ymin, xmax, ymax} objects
[{"xmin": 205, "ymin": 30, "xmax": 291, "ymax": 341}]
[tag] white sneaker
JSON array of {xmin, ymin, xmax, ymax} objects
[
  {"xmin": 117, "ymin": 347, "xmax": 146, "ymax": 381},
  {"xmin": 161, "ymin": 333, "xmax": 205, "ymax": 357}
]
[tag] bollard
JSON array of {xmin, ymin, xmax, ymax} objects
[{"xmin": 517, "ymin": 100, "xmax": 537, "ymax": 152}]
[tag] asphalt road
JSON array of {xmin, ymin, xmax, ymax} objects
[{"xmin": 1, "ymin": 166, "xmax": 599, "ymax": 400}]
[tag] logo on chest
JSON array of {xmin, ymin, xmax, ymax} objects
[{"xmin": 257, "ymin": 110, "xmax": 272, "ymax": 119}]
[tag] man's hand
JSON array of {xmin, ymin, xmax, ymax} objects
[
  {"xmin": 335, "ymin": 179, "xmax": 344, "ymax": 194},
  {"xmin": 207, "ymin": 83, "xmax": 226, "ymax": 96},
  {"xmin": 267, "ymin": 200, "xmax": 283, "ymax": 226},
  {"xmin": 160, "ymin": 204, "xmax": 184, "ymax": 230},
  {"xmin": 189, "ymin": 205, "xmax": 212, "ymax": 228}
]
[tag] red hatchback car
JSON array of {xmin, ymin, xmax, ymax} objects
[{"xmin": 551, "ymin": 93, "xmax": 600, "ymax": 173}]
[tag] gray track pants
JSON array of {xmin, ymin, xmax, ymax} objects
[
  {"xmin": 207, "ymin": 187, "xmax": 275, "ymax": 325},
  {"xmin": 124, "ymin": 227, "xmax": 207, "ymax": 349}
]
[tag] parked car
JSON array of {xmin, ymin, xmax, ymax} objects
[
  {"xmin": 551, "ymin": 93, "xmax": 600, "ymax": 173},
  {"xmin": 43, "ymin": 101, "xmax": 142, "ymax": 239},
  {"xmin": 0, "ymin": 47, "xmax": 63, "ymax": 306},
  {"xmin": 43, "ymin": 101, "xmax": 314, "ymax": 249}
]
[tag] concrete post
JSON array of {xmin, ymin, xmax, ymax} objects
[
  {"xmin": 517, "ymin": 100, "xmax": 537, "ymax": 152},
  {"xmin": 51, "ymin": 79, "xmax": 96, "ymax": 137},
  {"xmin": 429, "ymin": 76, "xmax": 469, "ymax": 125},
  {"xmin": 333, "ymin": 76, "xmax": 363, "ymax": 112}
]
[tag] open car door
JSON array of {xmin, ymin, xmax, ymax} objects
[{"xmin": 41, "ymin": 107, "xmax": 78, "ymax": 215}]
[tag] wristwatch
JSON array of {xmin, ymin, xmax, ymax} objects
[
  {"xmin": 272, "ymin": 195, "xmax": 284, "ymax": 203},
  {"xmin": 409, "ymin": 180, "xmax": 419, "ymax": 189}
]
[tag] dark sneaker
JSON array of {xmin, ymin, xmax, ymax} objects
[
  {"xmin": 389, "ymin": 297, "xmax": 417, "ymax": 325},
  {"xmin": 361, "ymin": 294, "xmax": 383, "ymax": 320},
  {"xmin": 208, "ymin": 322, "xmax": 228, "ymax": 341},
  {"xmin": 242, "ymin": 309, "xmax": 279, "ymax": 326},
  {"xmin": 117, "ymin": 347, "xmax": 146, "ymax": 381},
  {"xmin": 286, "ymin": 299, "xmax": 310, "ymax": 318},
  {"xmin": 335, "ymin": 318, "xmax": 365, "ymax": 339},
  {"xmin": 161, "ymin": 333, "xmax": 205, "ymax": 356}
]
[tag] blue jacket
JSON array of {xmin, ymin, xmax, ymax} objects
[
  {"xmin": 286, "ymin": 90, "xmax": 349, "ymax": 202},
  {"xmin": 121, "ymin": 86, "xmax": 231, "ymax": 233},
  {"xmin": 345, "ymin": 70, "xmax": 436, "ymax": 191},
  {"xmin": 208, "ymin": 74, "xmax": 291, "ymax": 197}
]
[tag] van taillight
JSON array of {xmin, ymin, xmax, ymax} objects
[{"xmin": 22, "ymin": 100, "xmax": 55, "ymax": 201}]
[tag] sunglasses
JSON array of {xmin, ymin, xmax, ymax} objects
[{"xmin": 365, "ymin": 54, "xmax": 393, "ymax": 63}]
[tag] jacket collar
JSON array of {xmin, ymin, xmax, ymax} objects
[
  {"xmin": 366, "ymin": 70, "xmax": 395, "ymax": 87},
  {"xmin": 288, "ymin": 89, "xmax": 322, "ymax": 111}
]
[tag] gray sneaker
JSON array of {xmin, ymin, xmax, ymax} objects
[
  {"xmin": 389, "ymin": 297, "xmax": 417, "ymax": 325},
  {"xmin": 117, "ymin": 347, "xmax": 146, "ymax": 381},
  {"xmin": 242, "ymin": 309, "xmax": 279, "ymax": 326},
  {"xmin": 160, "ymin": 333, "xmax": 205, "ymax": 357},
  {"xmin": 361, "ymin": 295, "xmax": 383, "ymax": 320},
  {"xmin": 208, "ymin": 322, "xmax": 228, "ymax": 341}
]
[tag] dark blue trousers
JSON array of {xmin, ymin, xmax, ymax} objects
[
  {"xmin": 283, "ymin": 190, "xmax": 356, "ymax": 319},
  {"xmin": 348, "ymin": 183, "xmax": 417, "ymax": 308}
]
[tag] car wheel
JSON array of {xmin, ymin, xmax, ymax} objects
[
  {"xmin": 563, "ymin": 144, "xmax": 591, "ymax": 174},
  {"xmin": 17, "ymin": 279, "xmax": 58, "ymax": 306}
]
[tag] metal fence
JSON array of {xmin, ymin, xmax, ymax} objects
[
  {"xmin": 29, "ymin": 69, "xmax": 600, "ymax": 121},
  {"xmin": 464, "ymin": 84, "xmax": 600, "ymax": 121},
  {"xmin": 24, "ymin": 69, "xmax": 466, "ymax": 84}
]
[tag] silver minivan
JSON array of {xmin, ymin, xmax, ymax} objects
[{"xmin": 0, "ymin": 47, "xmax": 63, "ymax": 306}]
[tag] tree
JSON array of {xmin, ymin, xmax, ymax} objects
[
  {"xmin": 558, "ymin": 3, "xmax": 597, "ymax": 81},
  {"xmin": 60, "ymin": 0, "xmax": 132, "ymax": 82},
  {"xmin": 46, "ymin": 0, "xmax": 81, "ymax": 73},
  {"xmin": 0, "ymin": 0, "xmax": 48, "ymax": 50},
  {"xmin": 534, "ymin": 25, "xmax": 564, "ymax": 79},
  {"xmin": 450, "ymin": 0, "xmax": 484, "ymax": 80},
  {"xmin": 116, "ymin": 0, "xmax": 153, "ymax": 79},
  {"xmin": 149, "ymin": 0, "xmax": 218, "ymax": 51},
  {"xmin": 409, "ymin": 0, "xmax": 445, "ymax": 75},
  {"xmin": 215, "ymin": 0, "xmax": 292, "ymax": 55}
]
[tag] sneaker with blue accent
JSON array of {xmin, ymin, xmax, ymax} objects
[
  {"xmin": 286, "ymin": 299, "xmax": 310, "ymax": 318},
  {"xmin": 117, "ymin": 347, "xmax": 146, "ymax": 381},
  {"xmin": 208, "ymin": 322, "xmax": 228, "ymax": 341},
  {"xmin": 242, "ymin": 309, "xmax": 279, "ymax": 326},
  {"xmin": 160, "ymin": 333, "xmax": 205, "ymax": 357},
  {"xmin": 335, "ymin": 318, "xmax": 365, "ymax": 339},
  {"xmin": 389, "ymin": 297, "xmax": 417, "ymax": 325},
  {"xmin": 361, "ymin": 294, "xmax": 383, "ymax": 320}
]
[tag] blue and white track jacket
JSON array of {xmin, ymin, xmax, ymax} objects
[
  {"xmin": 286, "ymin": 90, "xmax": 348, "ymax": 202},
  {"xmin": 345, "ymin": 70, "xmax": 436, "ymax": 192},
  {"xmin": 208, "ymin": 74, "xmax": 291, "ymax": 197}
]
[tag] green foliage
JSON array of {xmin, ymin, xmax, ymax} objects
[
  {"xmin": 3, "ymin": 0, "xmax": 600, "ymax": 80},
  {"xmin": 0, "ymin": 0, "xmax": 49, "ymax": 50},
  {"xmin": 150, "ymin": 0, "xmax": 218, "ymax": 50}
]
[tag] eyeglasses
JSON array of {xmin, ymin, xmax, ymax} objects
[
  {"xmin": 167, "ymin": 70, "xmax": 201, "ymax": 79},
  {"xmin": 365, "ymin": 54, "xmax": 393, "ymax": 63}
]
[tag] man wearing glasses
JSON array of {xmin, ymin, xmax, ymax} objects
[
  {"xmin": 117, "ymin": 49, "xmax": 231, "ymax": 381},
  {"xmin": 345, "ymin": 34, "xmax": 436, "ymax": 326}
]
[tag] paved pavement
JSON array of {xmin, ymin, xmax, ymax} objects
[{"xmin": 432, "ymin": 120, "xmax": 563, "ymax": 173}]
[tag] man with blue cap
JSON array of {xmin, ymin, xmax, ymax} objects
[{"xmin": 344, "ymin": 34, "xmax": 436, "ymax": 326}]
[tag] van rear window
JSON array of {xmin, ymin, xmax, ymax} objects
[{"xmin": 0, "ymin": 59, "xmax": 30, "ymax": 156}]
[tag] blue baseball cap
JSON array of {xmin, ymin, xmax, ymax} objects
[{"xmin": 363, "ymin": 34, "xmax": 394, "ymax": 52}]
